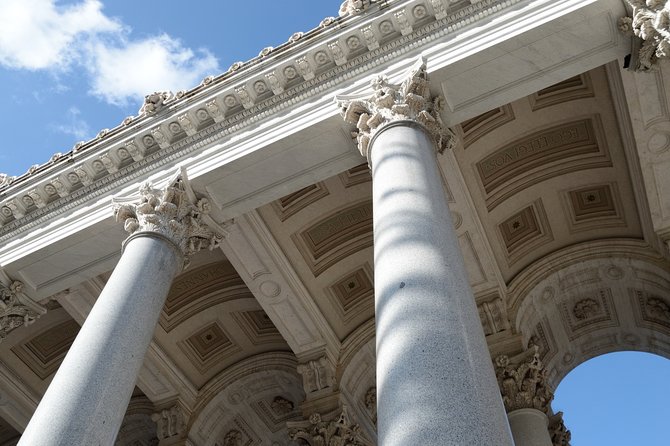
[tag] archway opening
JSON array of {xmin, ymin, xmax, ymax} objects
[{"xmin": 553, "ymin": 351, "xmax": 670, "ymax": 445}]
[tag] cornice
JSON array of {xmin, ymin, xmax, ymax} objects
[{"xmin": 0, "ymin": 0, "xmax": 523, "ymax": 243}]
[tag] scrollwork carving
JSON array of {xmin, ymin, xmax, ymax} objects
[
  {"xmin": 619, "ymin": 1, "xmax": 670, "ymax": 71},
  {"xmin": 113, "ymin": 174, "xmax": 223, "ymax": 267},
  {"xmin": 337, "ymin": 59, "xmax": 456, "ymax": 162},
  {"xmin": 297, "ymin": 357, "xmax": 334, "ymax": 395},
  {"xmin": 0, "ymin": 280, "xmax": 45, "ymax": 342},
  {"xmin": 151, "ymin": 405, "xmax": 185, "ymax": 440},
  {"xmin": 494, "ymin": 345, "xmax": 554, "ymax": 413}
]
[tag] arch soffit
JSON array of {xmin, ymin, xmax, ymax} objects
[{"xmin": 508, "ymin": 238, "xmax": 670, "ymax": 389}]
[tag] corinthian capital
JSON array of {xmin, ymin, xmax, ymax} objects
[
  {"xmin": 287, "ymin": 408, "xmax": 372, "ymax": 446},
  {"xmin": 494, "ymin": 345, "xmax": 554, "ymax": 413},
  {"xmin": 337, "ymin": 58, "xmax": 456, "ymax": 162},
  {"xmin": 0, "ymin": 280, "xmax": 46, "ymax": 341},
  {"xmin": 619, "ymin": 1, "xmax": 670, "ymax": 71},
  {"xmin": 113, "ymin": 174, "xmax": 223, "ymax": 266}
]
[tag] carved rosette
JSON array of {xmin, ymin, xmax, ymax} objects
[
  {"xmin": 113, "ymin": 176, "xmax": 223, "ymax": 266},
  {"xmin": 337, "ymin": 59, "xmax": 456, "ymax": 163},
  {"xmin": 548, "ymin": 412, "xmax": 572, "ymax": 446},
  {"xmin": 0, "ymin": 280, "xmax": 45, "ymax": 341},
  {"xmin": 494, "ymin": 345, "xmax": 554, "ymax": 413},
  {"xmin": 287, "ymin": 408, "xmax": 373, "ymax": 446},
  {"xmin": 619, "ymin": 1, "xmax": 670, "ymax": 71}
]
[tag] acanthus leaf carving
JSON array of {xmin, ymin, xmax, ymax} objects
[
  {"xmin": 339, "ymin": 0, "xmax": 374, "ymax": 17},
  {"xmin": 494, "ymin": 345, "xmax": 554, "ymax": 413},
  {"xmin": 113, "ymin": 172, "xmax": 224, "ymax": 268},
  {"xmin": 0, "ymin": 279, "xmax": 46, "ymax": 342},
  {"xmin": 140, "ymin": 91, "xmax": 173, "ymax": 115},
  {"xmin": 287, "ymin": 408, "xmax": 373, "ymax": 446},
  {"xmin": 619, "ymin": 1, "xmax": 670, "ymax": 71},
  {"xmin": 548, "ymin": 412, "xmax": 572, "ymax": 446},
  {"xmin": 337, "ymin": 58, "xmax": 456, "ymax": 163}
]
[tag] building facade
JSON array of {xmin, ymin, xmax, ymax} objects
[{"xmin": 0, "ymin": 0, "xmax": 669, "ymax": 444}]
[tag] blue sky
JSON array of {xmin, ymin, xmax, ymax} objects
[{"xmin": 0, "ymin": 1, "xmax": 668, "ymax": 443}]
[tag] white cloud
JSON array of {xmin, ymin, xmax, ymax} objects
[
  {"xmin": 0, "ymin": 0, "xmax": 220, "ymax": 106},
  {"xmin": 0, "ymin": 0, "xmax": 120, "ymax": 70},
  {"xmin": 87, "ymin": 35, "xmax": 219, "ymax": 106},
  {"xmin": 50, "ymin": 106, "xmax": 91, "ymax": 140}
]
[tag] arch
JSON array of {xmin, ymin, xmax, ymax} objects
[
  {"xmin": 509, "ymin": 238, "xmax": 670, "ymax": 389},
  {"xmin": 188, "ymin": 351, "xmax": 303, "ymax": 446}
]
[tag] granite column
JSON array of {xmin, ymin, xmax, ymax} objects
[
  {"xmin": 338, "ymin": 60, "xmax": 513, "ymax": 445},
  {"xmin": 18, "ymin": 178, "xmax": 221, "ymax": 446}
]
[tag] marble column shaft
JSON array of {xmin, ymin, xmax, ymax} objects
[
  {"xmin": 508, "ymin": 408, "xmax": 553, "ymax": 446},
  {"xmin": 370, "ymin": 121, "xmax": 513, "ymax": 445},
  {"xmin": 18, "ymin": 233, "xmax": 182, "ymax": 445}
]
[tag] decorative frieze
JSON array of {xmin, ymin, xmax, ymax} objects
[
  {"xmin": 288, "ymin": 408, "xmax": 372, "ymax": 446},
  {"xmin": 0, "ymin": 280, "xmax": 45, "ymax": 342},
  {"xmin": 113, "ymin": 174, "xmax": 223, "ymax": 265},
  {"xmin": 619, "ymin": 1, "xmax": 670, "ymax": 71},
  {"xmin": 494, "ymin": 345, "xmax": 554, "ymax": 413},
  {"xmin": 0, "ymin": 0, "xmax": 521, "ymax": 238},
  {"xmin": 337, "ymin": 59, "xmax": 456, "ymax": 161}
]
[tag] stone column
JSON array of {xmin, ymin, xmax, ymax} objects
[
  {"xmin": 338, "ymin": 59, "xmax": 513, "ymax": 446},
  {"xmin": 18, "ymin": 177, "xmax": 221, "ymax": 446},
  {"xmin": 494, "ymin": 346, "xmax": 559, "ymax": 446}
]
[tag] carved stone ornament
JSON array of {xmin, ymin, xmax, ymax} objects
[
  {"xmin": 113, "ymin": 173, "xmax": 224, "ymax": 267},
  {"xmin": 0, "ymin": 280, "xmax": 46, "ymax": 342},
  {"xmin": 548, "ymin": 412, "xmax": 572, "ymax": 446},
  {"xmin": 339, "ymin": 0, "xmax": 374, "ymax": 17},
  {"xmin": 494, "ymin": 345, "xmax": 554, "ymax": 413},
  {"xmin": 619, "ymin": 1, "xmax": 670, "ymax": 71},
  {"xmin": 222, "ymin": 429, "xmax": 242, "ymax": 446},
  {"xmin": 151, "ymin": 405, "xmax": 185, "ymax": 440},
  {"xmin": 364, "ymin": 387, "xmax": 377, "ymax": 426},
  {"xmin": 139, "ymin": 91, "xmax": 173, "ymax": 115},
  {"xmin": 297, "ymin": 357, "xmax": 334, "ymax": 395},
  {"xmin": 337, "ymin": 58, "xmax": 456, "ymax": 162},
  {"xmin": 288, "ymin": 408, "xmax": 373, "ymax": 446},
  {"xmin": 271, "ymin": 396, "xmax": 294, "ymax": 415}
]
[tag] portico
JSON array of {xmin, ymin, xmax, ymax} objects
[{"xmin": 0, "ymin": 1, "xmax": 670, "ymax": 445}]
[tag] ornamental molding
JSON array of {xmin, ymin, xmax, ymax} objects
[
  {"xmin": 494, "ymin": 345, "xmax": 554, "ymax": 413},
  {"xmin": 337, "ymin": 58, "xmax": 457, "ymax": 161},
  {"xmin": 113, "ymin": 170, "xmax": 227, "ymax": 267},
  {"xmin": 287, "ymin": 408, "xmax": 373, "ymax": 446},
  {"xmin": 619, "ymin": 1, "xmax": 670, "ymax": 71},
  {"xmin": 0, "ymin": 0, "xmax": 521, "ymax": 243},
  {"xmin": 0, "ymin": 279, "xmax": 46, "ymax": 342}
]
